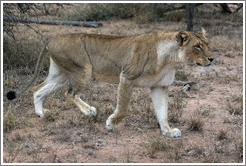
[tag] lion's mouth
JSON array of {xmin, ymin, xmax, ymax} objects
[{"xmin": 196, "ymin": 62, "xmax": 211, "ymax": 67}]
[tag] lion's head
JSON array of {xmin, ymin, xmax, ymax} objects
[{"xmin": 176, "ymin": 28, "xmax": 215, "ymax": 67}]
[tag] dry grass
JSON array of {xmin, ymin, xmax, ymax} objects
[
  {"xmin": 3, "ymin": 143, "xmax": 23, "ymax": 163},
  {"xmin": 226, "ymin": 95, "xmax": 243, "ymax": 116},
  {"xmin": 122, "ymin": 148, "xmax": 134, "ymax": 163},
  {"xmin": 3, "ymin": 107, "xmax": 30, "ymax": 132},
  {"xmin": 217, "ymin": 130, "xmax": 229, "ymax": 141},
  {"xmin": 191, "ymin": 143, "xmax": 221, "ymax": 163},
  {"xmin": 209, "ymin": 36, "xmax": 243, "ymax": 53},
  {"xmin": 233, "ymin": 134, "xmax": 243, "ymax": 158},
  {"xmin": 142, "ymin": 134, "xmax": 170, "ymax": 158},
  {"xmin": 168, "ymin": 91, "xmax": 186, "ymax": 123},
  {"xmin": 187, "ymin": 115, "xmax": 204, "ymax": 132},
  {"xmin": 192, "ymin": 143, "xmax": 205, "ymax": 158},
  {"xmin": 202, "ymin": 150, "xmax": 220, "ymax": 163},
  {"xmin": 79, "ymin": 133, "xmax": 89, "ymax": 143},
  {"xmin": 3, "ymin": 110, "xmax": 17, "ymax": 132}
]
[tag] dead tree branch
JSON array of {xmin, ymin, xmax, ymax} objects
[{"xmin": 3, "ymin": 15, "xmax": 103, "ymax": 28}]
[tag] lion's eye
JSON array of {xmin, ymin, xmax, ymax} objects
[{"xmin": 194, "ymin": 44, "xmax": 202, "ymax": 50}]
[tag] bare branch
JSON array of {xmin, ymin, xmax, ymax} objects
[{"xmin": 3, "ymin": 15, "xmax": 103, "ymax": 28}]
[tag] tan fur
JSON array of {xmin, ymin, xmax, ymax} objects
[
  {"xmin": 47, "ymin": 29, "xmax": 213, "ymax": 85},
  {"xmin": 21, "ymin": 28, "xmax": 214, "ymax": 137}
]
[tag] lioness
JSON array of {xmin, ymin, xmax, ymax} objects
[{"xmin": 7, "ymin": 28, "xmax": 214, "ymax": 137}]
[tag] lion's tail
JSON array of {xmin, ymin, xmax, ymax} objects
[{"xmin": 6, "ymin": 42, "xmax": 49, "ymax": 100}]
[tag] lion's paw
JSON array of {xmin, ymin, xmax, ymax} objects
[
  {"xmin": 35, "ymin": 109, "xmax": 50, "ymax": 118},
  {"xmin": 43, "ymin": 109, "xmax": 50, "ymax": 113},
  {"xmin": 106, "ymin": 118, "xmax": 115, "ymax": 131},
  {"xmin": 89, "ymin": 107, "xmax": 97, "ymax": 116},
  {"xmin": 162, "ymin": 128, "xmax": 181, "ymax": 138},
  {"xmin": 36, "ymin": 112, "xmax": 44, "ymax": 118},
  {"xmin": 82, "ymin": 107, "xmax": 97, "ymax": 116}
]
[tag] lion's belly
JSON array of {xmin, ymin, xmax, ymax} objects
[
  {"xmin": 135, "ymin": 68, "xmax": 175, "ymax": 87},
  {"xmin": 92, "ymin": 71, "xmax": 120, "ymax": 84},
  {"xmin": 156, "ymin": 69, "xmax": 175, "ymax": 86}
]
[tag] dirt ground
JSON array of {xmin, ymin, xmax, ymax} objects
[{"xmin": 2, "ymin": 4, "xmax": 244, "ymax": 164}]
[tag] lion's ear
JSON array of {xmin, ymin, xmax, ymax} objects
[
  {"xmin": 198, "ymin": 28, "xmax": 206, "ymax": 36},
  {"xmin": 176, "ymin": 31, "xmax": 190, "ymax": 47},
  {"xmin": 198, "ymin": 28, "xmax": 207, "ymax": 39}
]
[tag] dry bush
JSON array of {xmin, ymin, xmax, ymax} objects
[
  {"xmin": 226, "ymin": 95, "xmax": 243, "ymax": 116},
  {"xmin": 122, "ymin": 148, "xmax": 134, "ymax": 163},
  {"xmin": 79, "ymin": 133, "xmax": 89, "ymax": 143},
  {"xmin": 61, "ymin": 3, "xmax": 186, "ymax": 23},
  {"xmin": 25, "ymin": 143, "xmax": 43, "ymax": 163},
  {"xmin": 3, "ymin": 3, "xmax": 37, "ymax": 38},
  {"xmin": 192, "ymin": 143, "xmax": 220, "ymax": 163},
  {"xmin": 3, "ymin": 101, "xmax": 31, "ymax": 132},
  {"xmin": 3, "ymin": 110, "xmax": 17, "ymax": 132},
  {"xmin": 187, "ymin": 115, "xmax": 204, "ymax": 131},
  {"xmin": 3, "ymin": 35, "xmax": 48, "ymax": 71},
  {"xmin": 168, "ymin": 91, "xmax": 186, "ymax": 123},
  {"xmin": 3, "ymin": 142, "xmax": 23, "ymax": 163},
  {"xmin": 209, "ymin": 36, "xmax": 243, "ymax": 53},
  {"xmin": 217, "ymin": 130, "xmax": 228, "ymax": 141},
  {"xmin": 202, "ymin": 151, "xmax": 220, "ymax": 163},
  {"xmin": 3, "ymin": 4, "xmax": 51, "ymax": 71},
  {"xmin": 233, "ymin": 134, "xmax": 243, "ymax": 158},
  {"xmin": 199, "ymin": 109, "xmax": 213, "ymax": 118},
  {"xmin": 60, "ymin": 114, "xmax": 84, "ymax": 129},
  {"xmin": 61, "ymin": 4, "xmax": 135, "ymax": 21},
  {"xmin": 163, "ymin": 10, "xmax": 186, "ymax": 22},
  {"xmin": 195, "ymin": 3, "xmax": 243, "ymax": 22},
  {"xmin": 192, "ymin": 144, "xmax": 205, "ymax": 158},
  {"xmin": 54, "ymin": 130, "xmax": 72, "ymax": 143},
  {"xmin": 142, "ymin": 134, "xmax": 170, "ymax": 158},
  {"xmin": 223, "ymin": 116, "xmax": 243, "ymax": 126}
]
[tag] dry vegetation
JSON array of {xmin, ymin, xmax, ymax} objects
[{"xmin": 2, "ymin": 3, "xmax": 244, "ymax": 163}]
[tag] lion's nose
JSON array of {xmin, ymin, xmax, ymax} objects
[{"xmin": 208, "ymin": 58, "xmax": 214, "ymax": 62}]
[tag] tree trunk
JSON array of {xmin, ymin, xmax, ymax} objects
[
  {"xmin": 43, "ymin": 4, "xmax": 50, "ymax": 15},
  {"xmin": 185, "ymin": 3, "xmax": 195, "ymax": 31},
  {"xmin": 219, "ymin": 3, "xmax": 232, "ymax": 14}
]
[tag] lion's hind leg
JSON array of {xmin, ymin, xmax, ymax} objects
[
  {"xmin": 65, "ymin": 90, "xmax": 97, "ymax": 116},
  {"xmin": 33, "ymin": 58, "xmax": 67, "ymax": 117},
  {"xmin": 65, "ymin": 65, "xmax": 97, "ymax": 117}
]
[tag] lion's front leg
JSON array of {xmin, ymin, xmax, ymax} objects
[
  {"xmin": 151, "ymin": 87, "xmax": 181, "ymax": 137},
  {"xmin": 106, "ymin": 73, "xmax": 133, "ymax": 130}
]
